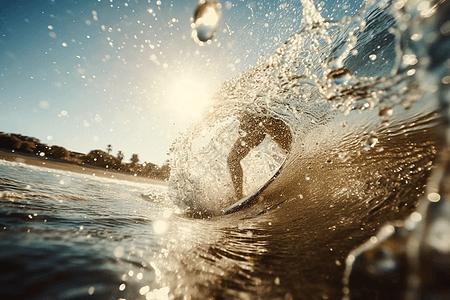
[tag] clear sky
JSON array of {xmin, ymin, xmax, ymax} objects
[{"xmin": 0, "ymin": 0, "xmax": 362, "ymax": 165}]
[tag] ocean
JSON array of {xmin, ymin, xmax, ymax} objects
[
  {"xmin": 1, "ymin": 0, "xmax": 449, "ymax": 299},
  {"xmin": 0, "ymin": 161, "xmax": 170, "ymax": 299}
]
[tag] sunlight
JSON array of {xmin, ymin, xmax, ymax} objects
[{"xmin": 165, "ymin": 74, "xmax": 215, "ymax": 124}]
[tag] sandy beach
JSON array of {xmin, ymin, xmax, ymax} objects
[{"xmin": 0, "ymin": 149, "xmax": 167, "ymax": 186}]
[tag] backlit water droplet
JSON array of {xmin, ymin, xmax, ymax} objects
[
  {"xmin": 238, "ymin": 129, "xmax": 247, "ymax": 137},
  {"xmin": 153, "ymin": 219, "xmax": 169, "ymax": 235},
  {"xmin": 192, "ymin": 1, "xmax": 222, "ymax": 43},
  {"xmin": 379, "ymin": 106, "xmax": 393, "ymax": 117}
]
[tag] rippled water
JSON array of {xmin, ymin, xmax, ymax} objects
[
  {"xmin": 1, "ymin": 0, "xmax": 449, "ymax": 299},
  {"xmin": 0, "ymin": 161, "xmax": 170, "ymax": 299}
]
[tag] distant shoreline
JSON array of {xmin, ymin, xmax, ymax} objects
[{"xmin": 0, "ymin": 149, "xmax": 167, "ymax": 186}]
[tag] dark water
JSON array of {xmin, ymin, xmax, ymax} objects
[
  {"xmin": 1, "ymin": 0, "xmax": 449, "ymax": 299},
  {"xmin": 0, "ymin": 162, "xmax": 169, "ymax": 299}
]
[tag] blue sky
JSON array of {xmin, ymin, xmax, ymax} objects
[{"xmin": 0, "ymin": 0, "xmax": 363, "ymax": 165}]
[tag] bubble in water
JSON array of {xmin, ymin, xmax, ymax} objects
[{"xmin": 192, "ymin": 1, "xmax": 222, "ymax": 42}]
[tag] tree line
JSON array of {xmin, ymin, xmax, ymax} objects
[{"xmin": 0, "ymin": 132, "xmax": 170, "ymax": 181}]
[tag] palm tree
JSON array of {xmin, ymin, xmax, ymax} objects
[
  {"xmin": 130, "ymin": 153, "xmax": 139, "ymax": 165},
  {"xmin": 117, "ymin": 151, "xmax": 124, "ymax": 162},
  {"xmin": 106, "ymin": 144, "xmax": 112, "ymax": 154}
]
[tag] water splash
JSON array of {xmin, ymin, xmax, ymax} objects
[
  {"xmin": 343, "ymin": 0, "xmax": 450, "ymax": 298},
  {"xmin": 169, "ymin": 0, "xmax": 439, "ymax": 220}
]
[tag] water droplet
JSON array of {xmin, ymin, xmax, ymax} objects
[
  {"xmin": 428, "ymin": 192, "xmax": 441, "ymax": 202},
  {"xmin": 441, "ymin": 20, "xmax": 450, "ymax": 35},
  {"xmin": 193, "ymin": 1, "xmax": 222, "ymax": 42},
  {"xmin": 442, "ymin": 76, "xmax": 450, "ymax": 85},
  {"xmin": 114, "ymin": 246, "xmax": 125, "ymax": 258},
  {"xmin": 410, "ymin": 212, "xmax": 422, "ymax": 222},
  {"xmin": 238, "ymin": 129, "xmax": 247, "ymax": 137},
  {"xmin": 378, "ymin": 107, "xmax": 393, "ymax": 117},
  {"xmin": 162, "ymin": 209, "xmax": 172, "ymax": 218},
  {"xmin": 274, "ymin": 277, "xmax": 280, "ymax": 285},
  {"xmin": 88, "ymin": 286, "xmax": 95, "ymax": 295},
  {"xmin": 153, "ymin": 219, "xmax": 169, "ymax": 235},
  {"xmin": 362, "ymin": 135, "xmax": 378, "ymax": 150},
  {"xmin": 139, "ymin": 285, "xmax": 150, "ymax": 295},
  {"xmin": 326, "ymin": 68, "xmax": 352, "ymax": 84},
  {"xmin": 376, "ymin": 146, "xmax": 384, "ymax": 152}
]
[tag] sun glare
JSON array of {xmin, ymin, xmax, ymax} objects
[{"xmin": 166, "ymin": 75, "xmax": 216, "ymax": 124}]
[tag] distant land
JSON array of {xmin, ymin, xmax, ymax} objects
[{"xmin": 0, "ymin": 132, "xmax": 170, "ymax": 182}]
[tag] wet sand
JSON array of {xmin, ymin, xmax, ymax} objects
[{"xmin": 0, "ymin": 150, "xmax": 167, "ymax": 186}]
